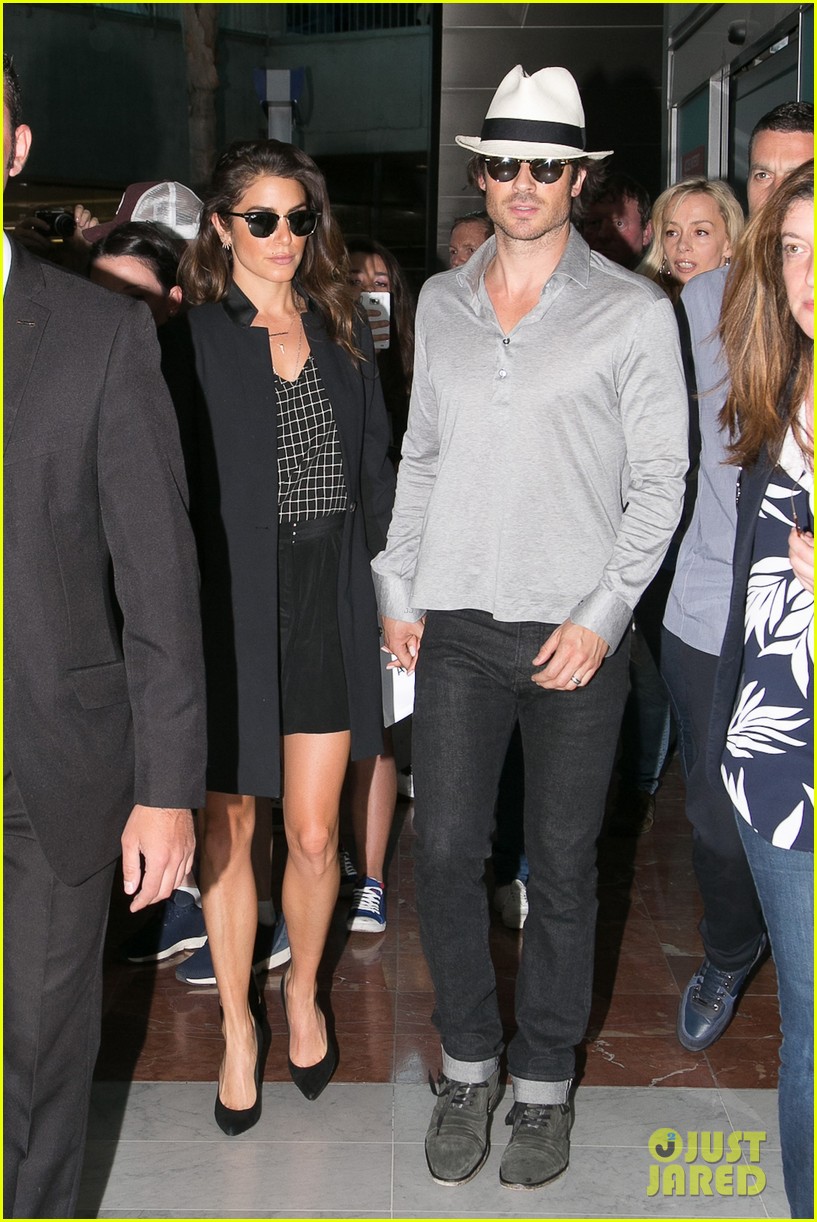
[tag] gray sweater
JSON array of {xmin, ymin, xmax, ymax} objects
[{"xmin": 372, "ymin": 229, "xmax": 689, "ymax": 653}]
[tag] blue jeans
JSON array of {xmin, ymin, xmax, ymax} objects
[
  {"xmin": 661, "ymin": 630, "xmax": 765, "ymax": 969},
  {"xmin": 412, "ymin": 609, "xmax": 629, "ymax": 1099},
  {"xmin": 736, "ymin": 817, "xmax": 814, "ymax": 1219}
]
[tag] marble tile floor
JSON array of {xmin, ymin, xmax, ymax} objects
[
  {"xmin": 87, "ymin": 758, "xmax": 786, "ymax": 1217},
  {"xmin": 79, "ymin": 1082, "xmax": 786, "ymax": 1219},
  {"xmin": 97, "ymin": 759, "xmax": 781, "ymax": 1091}
]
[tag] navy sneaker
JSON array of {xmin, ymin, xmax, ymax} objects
[
  {"xmin": 677, "ymin": 935, "xmax": 768, "ymax": 1051},
  {"xmin": 175, "ymin": 913, "xmax": 291, "ymax": 985},
  {"xmin": 338, "ymin": 847, "xmax": 358, "ymax": 897},
  {"xmin": 252, "ymin": 913, "xmax": 292, "ymax": 972},
  {"xmin": 347, "ymin": 877, "xmax": 386, "ymax": 933},
  {"xmin": 120, "ymin": 890, "xmax": 206, "ymax": 963}
]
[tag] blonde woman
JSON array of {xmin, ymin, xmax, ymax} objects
[{"xmin": 639, "ymin": 176, "xmax": 744, "ymax": 301}]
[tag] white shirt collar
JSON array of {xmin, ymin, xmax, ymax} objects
[{"xmin": 3, "ymin": 231, "xmax": 12, "ymax": 297}]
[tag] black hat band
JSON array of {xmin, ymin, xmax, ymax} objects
[{"xmin": 480, "ymin": 117, "xmax": 586, "ymax": 148}]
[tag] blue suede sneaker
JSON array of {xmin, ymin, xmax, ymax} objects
[
  {"xmin": 347, "ymin": 877, "xmax": 386, "ymax": 933},
  {"xmin": 677, "ymin": 935, "xmax": 768, "ymax": 1051},
  {"xmin": 120, "ymin": 889, "xmax": 206, "ymax": 963},
  {"xmin": 175, "ymin": 913, "xmax": 291, "ymax": 985}
]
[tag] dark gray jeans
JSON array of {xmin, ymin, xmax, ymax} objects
[{"xmin": 412, "ymin": 609, "xmax": 629, "ymax": 1099}]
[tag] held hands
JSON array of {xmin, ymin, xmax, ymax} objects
[
  {"xmin": 121, "ymin": 805, "xmax": 196, "ymax": 913},
  {"xmin": 382, "ymin": 615, "xmax": 425, "ymax": 673},
  {"xmin": 531, "ymin": 619, "xmax": 609, "ymax": 691},
  {"xmin": 789, "ymin": 527, "xmax": 814, "ymax": 594}
]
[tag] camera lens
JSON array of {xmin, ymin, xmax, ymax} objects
[{"xmin": 53, "ymin": 211, "xmax": 76, "ymax": 239}]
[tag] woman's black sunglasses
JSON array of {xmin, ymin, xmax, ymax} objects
[
  {"xmin": 483, "ymin": 157, "xmax": 570, "ymax": 185},
  {"xmin": 222, "ymin": 209, "xmax": 321, "ymax": 238}
]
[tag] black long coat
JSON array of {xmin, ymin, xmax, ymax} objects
[{"xmin": 163, "ymin": 285, "xmax": 395, "ymax": 797}]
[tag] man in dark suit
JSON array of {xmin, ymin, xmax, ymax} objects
[{"xmin": 3, "ymin": 55, "xmax": 206, "ymax": 1218}]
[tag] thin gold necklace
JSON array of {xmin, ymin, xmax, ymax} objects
[
  {"xmin": 267, "ymin": 313, "xmax": 299, "ymax": 352},
  {"xmin": 271, "ymin": 318, "xmax": 303, "ymax": 379}
]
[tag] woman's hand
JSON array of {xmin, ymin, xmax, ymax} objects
[
  {"xmin": 788, "ymin": 527, "xmax": 814, "ymax": 593},
  {"xmin": 381, "ymin": 615, "xmax": 425, "ymax": 673}
]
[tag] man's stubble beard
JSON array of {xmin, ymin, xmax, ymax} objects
[{"xmin": 487, "ymin": 193, "xmax": 573, "ymax": 245}]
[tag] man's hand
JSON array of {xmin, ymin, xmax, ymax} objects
[
  {"xmin": 121, "ymin": 805, "xmax": 196, "ymax": 913},
  {"xmin": 12, "ymin": 214, "xmax": 54, "ymax": 257},
  {"xmin": 789, "ymin": 527, "xmax": 814, "ymax": 593},
  {"xmin": 531, "ymin": 619, "xmax": 609, "ymax": 691},
  {"xmin": 382, "ymin": 615, "xmax": 425, "ymax": 673},
  {"xmin": 70, "ymin": 204, "xmax": 100, "ymax": 244}
]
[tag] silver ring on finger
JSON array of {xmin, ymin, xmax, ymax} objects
[{"xmin": 570, "ymin": 674, "xmax": 582, "ymax": 687}]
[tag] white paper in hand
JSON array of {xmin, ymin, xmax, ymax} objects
[{"xmin": 380, "ymin": 649, "xmax": 415, "ymax": 727}]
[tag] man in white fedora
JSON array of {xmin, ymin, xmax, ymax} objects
[{"xmin": 372, "ymin": 65, "xmax": 688, "ymax": 1189}]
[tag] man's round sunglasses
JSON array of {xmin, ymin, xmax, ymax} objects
[
  {"xmin": 483, "ymin": 157, "xmax": 570, "ymax": 185},
  {"xmin": 222, "ymin": 209, "xmax": 321, "ymax": 239}
]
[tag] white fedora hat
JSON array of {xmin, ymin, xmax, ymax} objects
[{"xmin": 456, "ymin": 65, "xmax": 612, "ymax": 162}]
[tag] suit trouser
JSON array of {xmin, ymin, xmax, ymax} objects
[
  {"xmin": 660, "ymin": 629, "xmax": 765, "ymax": 969},
  {"xmin": 4, "ymin": 765, "xmax": 116, "ymax": 1219}
]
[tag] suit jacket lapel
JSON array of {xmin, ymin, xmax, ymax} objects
[{"xmin": 4, "ymin": 244, "xmax": 51, "ymax": 452}]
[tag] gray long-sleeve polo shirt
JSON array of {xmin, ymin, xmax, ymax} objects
[{"xmin": 372, "ymin": 228, "xmax": 689, "ymax": 653}]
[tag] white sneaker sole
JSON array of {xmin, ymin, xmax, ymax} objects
[
  {"xmin": 253, "ymin": 943, "xmax": 292, "ymax": 972},
  {"xmin": 126, "ymin": 933, "xmax": 207, "ymax": 963},
  {"xmin": 346, "ymin": 916, "xmax": 387, "ymax": 933}
]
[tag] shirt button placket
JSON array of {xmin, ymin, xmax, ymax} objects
[{"xmin": 498, "ymin": 334, "xmax": 511, "ymax": 380}]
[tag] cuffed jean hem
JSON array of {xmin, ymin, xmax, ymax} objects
[
  {"xmin": 441, "ymin": 1048, "xmax": 499, "ymax": 1084},
  {"xmin": 511, "ymin": 1075, "xmax": 572, "ymax": 1105}
]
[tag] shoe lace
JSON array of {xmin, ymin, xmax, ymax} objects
[
  {"xmin": 432, "ymin": 1076, "xmax": 485, "ymax": 1131},
  {"xmin": 352, "ymin": 883, "xmax": 383, "ymax": 916},
  {"xmin": 694, "ymin": 962, "xmax": 735, "ymax": 1011},
  {"xmin": 505, "ymin": 1102, "xmax": 555, "ymax": 1134}
]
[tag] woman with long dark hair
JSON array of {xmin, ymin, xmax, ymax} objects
[
  {"xmin": 713, "ymin": 160, "xmax": 813, "ymax": 1218},
  {"xmin": 171, "ymin": 139, "xmax": 395, "ymax": 1135}
]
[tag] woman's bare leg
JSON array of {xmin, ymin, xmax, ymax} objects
[
  {"xmin": 198, "ymin": 791, "xmax": 258, "ymax": 1110},
  {"xmin": 282, "ymin": 730, "xmax": 350, "ymax": 1066},
  {"xmin": 348, "ymin": 739, "xmax": 397, "ymax": 884}
]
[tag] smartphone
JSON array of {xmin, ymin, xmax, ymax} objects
[{"xmin": 360, "ymin": 291, "xmax": 391, "ymax": 350}]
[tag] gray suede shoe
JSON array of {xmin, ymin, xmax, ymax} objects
[
  {"xmin": 424, "ymin": 1069, "xmax": 502, "ymax": 1185},
  {"xmin": 499, "ymin": 1100, "xmax": 573, "ymax": 1189}
]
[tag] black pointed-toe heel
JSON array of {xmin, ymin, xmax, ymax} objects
[
  {"xmin": 214, "ymin": 989, "xmax": 267, "ymax": 1136},
  {"xmin": 280, "ymin": 973, "xmax": 338, "ymax": 1101}
]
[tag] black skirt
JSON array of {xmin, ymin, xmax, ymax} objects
[{"xmin": 278, "ymin": 514, "xmax": 350, "ymax": 735}]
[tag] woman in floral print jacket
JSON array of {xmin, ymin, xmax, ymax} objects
[{"xmin": 709, "ymin": 160, "xmax": 813, "ymax": 1221}]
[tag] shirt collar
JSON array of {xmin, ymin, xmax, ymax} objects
[
  {"xmin": 456, "ymin": 224, "xmax": 591, "ymax": 303},
  {"xmin": 3, "ymin": 232, "xmax": 12, "ymax": 297},
  {"xmin": 221, "ymin": 278, "xmax": 315, "ymax": 327}
]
